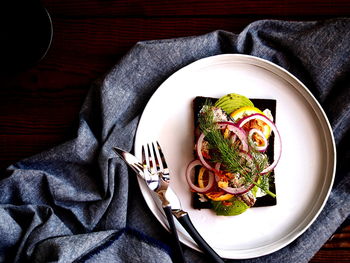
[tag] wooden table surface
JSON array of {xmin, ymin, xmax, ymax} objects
[{"xmin": 1, "ymin": 1, "xmax": 349, "ymax": 261}]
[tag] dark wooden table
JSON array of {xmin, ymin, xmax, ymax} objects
[{"xmin": 1, "ymin": 1, "xmax": 349, "ymax": 261}]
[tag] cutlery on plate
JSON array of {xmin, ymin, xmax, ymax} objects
[
  {"xmin": 113, "ymin": 144, "xmax": 185, "ymax": 263},
  {"xmin": 113, "ymin": 142, "xmax": 225, "ymax": 263}
]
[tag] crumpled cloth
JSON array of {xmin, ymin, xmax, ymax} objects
[{"xmin": 1, "ymin": 18, "xmax": 349, "ymax": 263}]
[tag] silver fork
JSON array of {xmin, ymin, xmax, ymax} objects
[
  {"xmin": 142, "ymin": 141, "xmax": 185, "ymax": 263},
  {"xmin": 114, "ymin": 142, "xmax": 224, "ymax": 263}
]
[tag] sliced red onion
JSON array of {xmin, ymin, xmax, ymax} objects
[
  {"xmin": 238, "ymin": 113, "xmax": 282, "ymax": 174},
  {"xmin": 217, "ymin": 122, "xmax": 249, "ymax": 152},
  {"xmin": 248, "ymin": 128, "xmax": 268, "ymax": 152},
  {"xmin": 196, "ymin": 133, "xmax": 215, "ymax": 171},
  {"xmin": 196, "ymin": 122, "xmax": 249, "ymax": 171},
  {"xmin": 221, "ymin": 183, "xmax": 254, "ymax": 195},
  {"xmin": 214, "ymin": 162, "xmax": 222, "ymax": 182},
  {"xmin": 213, "ymin": 157, "xmax": 255, "ymax": 195},
  {"xmin": 185, "ymin": 159, "xmax": 215, "ymax": 193}
]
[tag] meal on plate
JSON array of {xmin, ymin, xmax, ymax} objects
[{"xmin": 186, "ymin": 93, "xmax": 282, "ymax": 216}]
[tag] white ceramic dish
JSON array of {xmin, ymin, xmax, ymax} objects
[{"xmin": 134, "ymin": 54, "xmax": 336, "ymax": 259}]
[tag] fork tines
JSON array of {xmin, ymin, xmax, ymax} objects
[{"xmin": 142, "ymin": 141, "xmax": 169, "ymax": 179}]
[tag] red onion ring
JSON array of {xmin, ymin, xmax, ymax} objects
[
  {"xmin": 214, "ymin": 162, "xmax": 222, "ymax": 182},
  {"xmin": 214, "ymin": 155, "xmax": 256, "ymax": 195},
  {"xmin": 196, "ymin": 133, "xmax": 214, "ymax": 171},
  {"xmin": 185, "ymin": 159, "xmax": 215, "ymax": 193},
  {"xmin": 248, "ymin": 128, "xmax": 268, "ymax": 152},
  {"xmin": 238, "ymin": 113, "xmax": 282, "ymax": 174},
  {"xmin": 217, "ymin": 122, "xmax": 249, "ymax": 152},
  {"xmin": 196, "ymin": 122, "xmax": 249, "ymax": 171}
]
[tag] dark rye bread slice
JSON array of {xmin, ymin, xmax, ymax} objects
[{"xmin": 192, "ymin": 96, "xmax": 277, "ymax": 209}]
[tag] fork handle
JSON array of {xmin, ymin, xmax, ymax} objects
[
  {"xmin": 163, "ymin": 206, "xmax": 186, "ymax": 263},
  {"xmin": 173, "ymin": 212, "xmax": 225, "ymax": 263}
]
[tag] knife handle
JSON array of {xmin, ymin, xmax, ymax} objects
[
  {"xmin": 174, "ymin": 212, "xmax": 224, "ymax": 263},
  {"xmin": 163, "ymin": 206, "xmax": 186, "ymax": 263}
]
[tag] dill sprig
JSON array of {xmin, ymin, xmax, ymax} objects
[{"xmin": 198, "ymin": 103, "xmax": 276, "ymax": 198}]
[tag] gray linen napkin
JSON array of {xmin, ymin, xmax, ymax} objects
[{"xmin": 0, "ymin": 18, "xmax": 349, "ymax": 263}]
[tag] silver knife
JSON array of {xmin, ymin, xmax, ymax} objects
[
  {"xmin": 113, "ymin": 147, "xmax": 224, "ymax": 263},
  {"xmin": 113, "ymin": 147, "xmax": 185, "ymax": 263}
]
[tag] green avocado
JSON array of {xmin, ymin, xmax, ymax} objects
[
  {"xmin": 212, "ymin": 186, "xmax": 259, "ymax": 216},
  {"xmin": 212, "ymin": 197, "xmax": 249, "ymax": 216},
  {"xmin": 215, "ymin": 93, "xmax": 254, "ymax": 114}
]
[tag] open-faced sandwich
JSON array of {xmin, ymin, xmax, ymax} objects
[{"xmin": 186, "ymin": 93, "xmax": 282, "ymax": 216}]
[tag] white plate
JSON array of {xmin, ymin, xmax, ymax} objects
[{"xmin": 134, "ymin": 54, "xmax": 336, "ymax": 259}]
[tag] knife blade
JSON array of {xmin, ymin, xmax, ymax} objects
[
  {"xmin": 113, "ymin": 147, "xmax": 185, "ymax": 263},
  {"xmin": 113, "ymin": 147, "xmax": 224, "ymax": 263}
]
